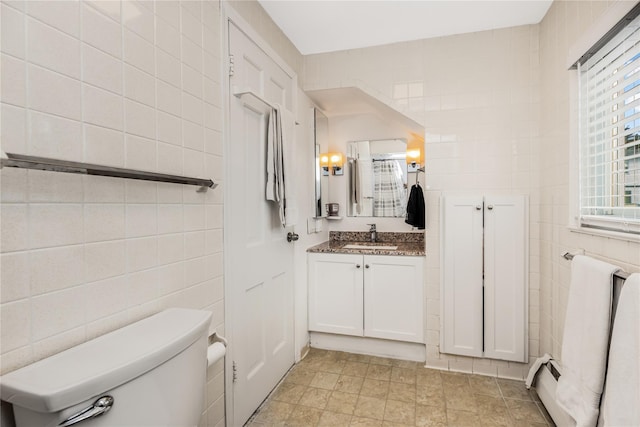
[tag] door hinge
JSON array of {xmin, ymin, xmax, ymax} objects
[
  {"xmin": 232, "ymin": 360, "xmax": 238, "ymax": 383},
  {"xmin": 228, "ymin": 54, "xmax": 235, "ymax": 77}
]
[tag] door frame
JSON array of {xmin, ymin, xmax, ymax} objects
[{"xmin": 221, "ymin": 4, "xmax": 299, "ymax": 426}]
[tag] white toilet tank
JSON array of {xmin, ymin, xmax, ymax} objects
[{"xmin": 0, "ymin": 308, "xmax": 212, "ymax": 427}]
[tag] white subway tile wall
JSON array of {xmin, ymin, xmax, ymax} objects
[
  {"xmin": 0, "ymin": 1, "xmax": 225, "ymax": 425},
  {"xmin": 304, "ymin": 26, "xmax": 542, "ymax": 379},
  {"xmin": 538, "ymin": 1, "xmax": 640, "ymax": 360}
]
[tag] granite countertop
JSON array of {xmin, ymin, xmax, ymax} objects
[{"xmin": 307, "ymin": 231, "xmax": 425, "ymax": 256}]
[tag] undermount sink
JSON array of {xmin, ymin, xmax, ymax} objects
[{"xmin": 342, "ymin": 244, "xmax": 398, "ymax": 250}]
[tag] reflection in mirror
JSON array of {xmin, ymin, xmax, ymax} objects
[
  {"xmin": 314, "ymin": 108, "xmax": 329, "ymax": 218},
  {"xmin": 347, "ymin": 139, "xmax": 409, "ymax": 217}
]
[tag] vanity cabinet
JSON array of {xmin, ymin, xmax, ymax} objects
[{"xmin": 308, "ymin": 253, "xmax": 424, "ymax": 343}]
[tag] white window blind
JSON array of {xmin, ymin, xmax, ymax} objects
[{"xmin": 579, "ymin": 13, "xmax": 640, "ymax": 234}]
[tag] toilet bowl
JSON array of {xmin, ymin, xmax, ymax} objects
[{"xmin": 0, "ymin": 308, "xmax": 212, "ymax": 427}]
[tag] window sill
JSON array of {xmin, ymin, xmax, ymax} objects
[{"xmin": 567, "ymin": 225, "xmax": 640, "ymax": 243}]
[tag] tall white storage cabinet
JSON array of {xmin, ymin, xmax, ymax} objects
[{"xmin": 441, "ymin": 195, "xmax": 528, "ymax": 363}]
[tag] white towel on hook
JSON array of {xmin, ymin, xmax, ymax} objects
[
  {"xmin": 600, "ymin": 273, "xmax": 640, "ymax": 427},
  {"xmin": 556, "ymin": 255, "xmax": 620, "ymax": 427},
  {"xmin": 266, "ymin": 104, "xmax": 296, "ymax": 227}
]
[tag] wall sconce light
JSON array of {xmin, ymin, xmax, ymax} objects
[
  {"xmin": 406, "ymin": 133, "xmax": 424, "ymax": 172},
  {"xmin": 320, "ymin": 152, "xmax": 344, "ymax": 176},
  {"xmin": 329, "ymin": 152, "xmax": 344, "ymax": 176},
  {"xmin": 319, "ymin": 153, "xmax": 330, "ymax": 176}
]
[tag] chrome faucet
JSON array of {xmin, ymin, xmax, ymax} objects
[{"xmin": 368, "ymin": 223, "xmax": 377, "ymax": 243}]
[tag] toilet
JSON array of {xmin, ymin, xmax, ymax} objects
[{"xmin": 0, "ymin": 308, "xmax": 212, "ymax": 427}]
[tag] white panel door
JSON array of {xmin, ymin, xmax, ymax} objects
[
  {"xmin": 228, "ymin": 22, "xmax": 295, "ymax": 426},
  {"xmin": 308, "ymin": 253, "xmax": 364, "ymax": 336},
  {"xmin": 441, "ymin": 195, "xmax": 484, "ymax": 358},
  {"xmin": 364, "ymin": 255, "xmax": 424, "ymax": 343},
  {"xmin": 483, "ymin": 195, "xmax": 528, "ymax": 362}
]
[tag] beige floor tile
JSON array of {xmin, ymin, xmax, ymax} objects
[
  {"xmin": 285, "ymin": 405, "xmax": 323, "ymax": 426},
  {"xmin": 350, "ymin": 416, "xmax": 383, "ymax": 427},
  {"xmin": 512, "ymin": 420, "xmax": 549, "ymax": 427},
  {"xmin": 415, "ymin": 404, "xmax": 447, "ymax": 427},
  {"xmin": 443, "ymin": 384, "xmax": 477, "ymax": 413},
  {"xmin": 478, "ymin": 406, "xmax": 513, "ymax": 427},
  {"xmin": 505, "ymin": 398, "xmax": 547, "ymax": 424},
  {"xmin": 318, "ymin": 359, "xmax": 346, "ymax": 374},
  {"xmin": 498, "ymin": 379, "xmax": 533, "ymax": 401},
  {"xmin": 347, "ymin": 353, "xmax": 372, "ymax": 363},
  {"xmin": 361, "ymin": 378, "xmax": 390, "ymax": 399},
  {"xmin": 391, "ymin": 359, "xmax": 419, "ymax": 369},
  {"xmin": 298, "ymin": 387, "xmax": 332, "ymax": 410},
  {"xmin": 354, "ymin": 395, "xmax": 386, "ymax": 420},
  {"xmin": 383, "ymin": 399, "xmax": 416, "ymax": 425},
  {"xmin": 369, "ymin": 356, "xmax": 395, "ymax": 366},
  {"xmin": 273, "ymin": 382, "xmax": 308, "ymax": 404},
  {"xmin": 474, "ymin": 394, "xmax": 507, "ymax": 411},
  {"xmin": 335, "ymin": 375, "xmax": 365, "ymax": 394},
  {"xmin": 416, "ymin": 384, "xmax": 445, "ymax": 407},
  {"xmin": 390, "ymin": 367, "xmax": 417, "ymax": 385},
  {"xmin": 382, "ymin": 421, "xmax": 413, "ymax": 427},
  {"xmin": 366, "ymin": 364, "xmax": 392, "ymax": 381},
  {"xmin": 447, "ymin": 409, "xmax": 482, "ymax": 426},
  {"xmin": 416, "ymin": 369, "xmax": 443, "ymax": 387},
  {"xmin": 286, "ymin": 367, "xmax": 319, "ymax": 386},
  {"xmin": 254, "ymin": 400, "xmax": 296, "ymax": 424},
  {"xmin": 343, "ymin": 361, "xmax": 370, "ymax": 378},
  {"xmin": 441, "ymin": 372, "xmax": 470, "ymax": 387},
  {"xmin": 388, "ymin": 382, "xmax": 416, "ymax": 403},
  {"xmin": 310, "ymin": 371, "xmax": 340, "ymax": 390},
  {"xmin": 318, "ymin": 410, "xmax": 353, "ymax": 427},
  {"xmin": 326, "ymin": 390, "xmax": 359, "ymax": 415},
  {"xmin": 469, "ymin": 375, "xmax": 500, "ymax": 397}
]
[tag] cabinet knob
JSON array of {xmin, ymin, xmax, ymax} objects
[
  {"xmin": 365, "ymin": 264, "xmax": 370, "ymax": 269},
  {"xmin": 487, "ymin": 205, "xmax": 494, "ymax": 210},
  {"xmin": 356, "ymin": 264, "xmax": 361, "ymax": 269},
  {"xmin": 475, "ymin": 205, "xmax": 482, "ymax": 210}
]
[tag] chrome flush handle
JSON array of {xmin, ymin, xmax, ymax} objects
[{"xmin": 59, "ymin": 396, "xmax": 114, "ymax": 427}]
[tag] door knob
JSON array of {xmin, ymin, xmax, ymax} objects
[{"xmin": 287, "ymin": 232, "xmax": 299, "ymax": 242}]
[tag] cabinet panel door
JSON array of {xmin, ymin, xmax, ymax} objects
[
  {"xmin": 484, "ymin": 195, "xmax": 528, "ymax": 362},
  {"xmin": 441, "ymin": 195, "xmax": 484, "ymax": 358},
  {"xmin": 364, "ymin": 255, "xmax": 424, "ymax": 343},
  {"xmin": 308, "ymin": 253, "xmax": 364, "ymax": 336}
]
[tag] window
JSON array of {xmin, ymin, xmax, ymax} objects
[{"xmin": 578, "ymin": 13, "xmax": 640, "ymax": 234}]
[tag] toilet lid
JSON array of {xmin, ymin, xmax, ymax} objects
[{"xmin": 0, "ymin": 308, "xmax": 212, "ymax": 413}]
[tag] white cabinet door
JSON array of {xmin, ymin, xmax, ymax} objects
[
  {"xmin": 441, "ymin": 196, "xmax": 484, "ymax": 358},
  {"xmin": 308, "ymin": 253, "xmax": 364, "ymax": 336},
  {"xmin": 484, "ymin": 196, "xmax": 528, "ymax": 362},
  {"xmin": 364, "ymin": 255, "xmax": 425, "ymax": 343}
]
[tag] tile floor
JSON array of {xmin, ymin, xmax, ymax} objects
[{"xmin": 247, "ymin": 348, "xmax": 554, "ymax": 427}]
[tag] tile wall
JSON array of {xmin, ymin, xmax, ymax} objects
[
  {"xmin": 538, "ymin": 0, "xmax": 640, "ymax": 358},
  {"xmin": 0, "ymin": 0, "xmax": 226, "ymax": 425},
  {"xmin": 305, "ymin": 26, "xmax": 542, "ymax": 379}
]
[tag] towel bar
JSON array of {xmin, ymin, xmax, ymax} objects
[
  {"xmin": 1, "ymin": 152, "xmax": 217, "ymax": 191},
  {"xmin": 562, "ymin": 252, "xmax": 630, "ymax": 280}
]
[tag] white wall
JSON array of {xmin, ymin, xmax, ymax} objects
[
  {"xmin": 0, "ymin": 1, "xmax": 224, "ymax": 425},
  {"xmin": 305, "ymin": 26, "xmax": 541, "ymax": 379},
  {"xmin": 538, "ymin": 0, "xmax": 640, "ymax": 359}
]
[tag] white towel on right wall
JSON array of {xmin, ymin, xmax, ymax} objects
[
  {"xmin": 600, "ymin": 273, "xmax": 640, "ymax": 427},
  {"xmin": 556, "ymin": 255, "xmax": 620, "ymax": 427}
]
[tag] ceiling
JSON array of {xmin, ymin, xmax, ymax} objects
[{"xmin": 257, "ymin": 0, "xmax": 553, "ymax": 55}]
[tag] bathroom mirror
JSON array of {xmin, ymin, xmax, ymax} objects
[
  {"xmin": 314, "ymin": 108, "xmax": 329, "ymax": 218},
  {"xmin": 347, "ymin": 138, "xmax": 412, "ymax": 217}
]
